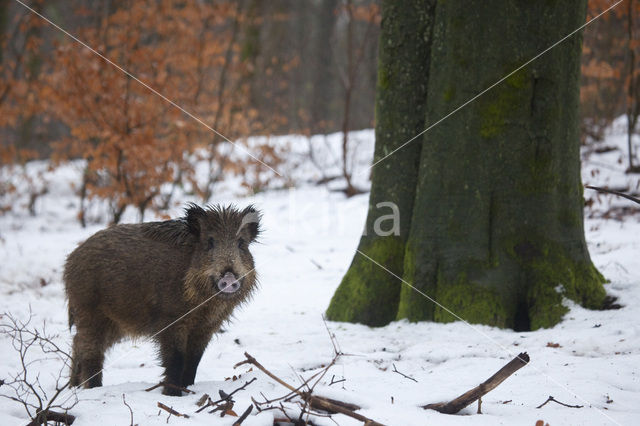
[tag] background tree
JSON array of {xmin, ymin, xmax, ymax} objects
[
  {"xmin": 624, "ymin": 0, "xmax": 640, "ymax": 172},
  {"xmin": 327, "ymin": 0, "xmax": 608, "ymax": 330},
  {"xmin": 580, "ymin": 0, "xmax": 640, "ymax": 175},
  {"xmin": 335, "ymin": 0, "xmax": 380, "ymax": 196}
]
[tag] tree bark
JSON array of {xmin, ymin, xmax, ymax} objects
[
  {"xmin": 328, "ymin": 0, "xmax": 607, "ymax": 330},
  {"xmin": 326, "ymin": 0, "xmax": 437, "ymax": 325},
  {"xmin": 396, "ymin": 0, "xmax": 606, "ymax": 330}
]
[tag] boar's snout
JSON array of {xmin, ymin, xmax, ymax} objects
[{"xmin": 216, "ymin": 271, "xmax": 241, "ymax": 294}]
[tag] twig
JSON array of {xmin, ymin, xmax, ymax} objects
[
  {"xmin": 322, "ymin": 314, "xmax": 342, "ymax": 356},
  {"xmin": 423, "ymin": 352, "xmax": 530, "ymax": 414},
  {"xmin": 235, "ymin": 353, "xmax": 298, "ymax": 394},
  {"xmin": 123, "ymin": 394, "xmax": 133, "ymax": 426},
  {"xmin": 310, "ymin": 259, "xmax": 324, "ymax": 270},
  {"xmin": 585, "ymin": 185, "xmax": 640, "ymax": 204},
  {"xmin": 232, "ymin": 405, "xmax": 253, "ymax": 425},
  {"xmin": 157, "ymin": 402, "xmax": 189, "ymax": 418},
  {"xmin": 145, "ymin": 381, "xmax": 195, "ymax": 394},
  {"xmin": 252, "ymin": 372, "xmax": 322, "ymax": 407},
  {"xmin": 195, "ymin": 377, "xmax": 257, "ymax": 413},
  {"xmin": 329, "ymin": 375, "xmax": 346, "ymax": 386},
  {"xmin": 392, "ymin": 364, "xmax": 418, "ymax": 383},
  {"xmin": 536, "ymin": 395, "xmax": 583, "ymax": 409}
]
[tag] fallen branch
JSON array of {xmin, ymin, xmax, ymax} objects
[
  {"xmin": 423, "ymin": 352, "xmax": 530, "ymax": 414},
  {"xmin": 157, "ymin": 402, "xmax": 189, "ymax": 418},
  {"xmin": 25, "ymin": 410, "xmax": 75, "ymax": 426},
  {"xmin": 235, "ymin": 352, "xmax": 383, "ymax": 425},
  {"xmin": 536, "ymin": 395, "xmax": 583, "ymax": 409}
]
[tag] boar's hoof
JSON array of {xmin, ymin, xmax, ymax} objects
[{"xmin": 162, "ymin": 386, "xmax": 183, "ymax": 397}]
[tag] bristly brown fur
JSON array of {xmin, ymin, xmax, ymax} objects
[
  {"xmin": 141, "ymin": 220, "xmax": 195, "ymax": 246},
  {"xmin": 64, "ymin": 204, "xmax": 261, "ymax": 396}
]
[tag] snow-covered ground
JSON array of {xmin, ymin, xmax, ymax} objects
[{"xmin": 1, "ymin": 125, "xmax": 639, "ymax": 426}]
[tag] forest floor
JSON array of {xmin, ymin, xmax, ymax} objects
[{"xmin": 0, "ymin": 123, "xmax": 639, "ymax": 425}]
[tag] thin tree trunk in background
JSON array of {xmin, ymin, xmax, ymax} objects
[
  {"xmin": 397, "ymin": 0, "xmax": 606, "ymax": 329},
  {"xmin": 627, "ymin": 0, "xmax": 638, "ymax": 172},
  {"xmin": 203, "ymin": 0, "xmax": 244, "ymax": 202},
  {"xmin": 0, "ymin": 0, "xmax": 8, "ymax": 65},
  {"xmin": 326, "ymin": 0, "xmax": 436, "ymax": 325},
  {"xmin": 16, "ymin": 1, "xmax": 44, "ymax": 158},
  {"xmin": 340, "ymin": 0, "xmax": 355, "ymax": 195},
  {"xmin": 310, "ymin": 0, "xmax": 338, "ymax": 133}
]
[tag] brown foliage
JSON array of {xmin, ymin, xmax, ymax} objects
[{"xmin": 40, "ymin": 1, "xmax": 265, "ymax": 223}]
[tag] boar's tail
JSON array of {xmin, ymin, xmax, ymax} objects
[{"xmin": 68, "ymin": 307, "xmax": 75, "ymax": 330}]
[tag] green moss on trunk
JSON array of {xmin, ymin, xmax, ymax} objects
[
  {"xmin": 326, "ymin": 237, "xmax": 405, "ymax": 325},
  {"xmin": 509, "ymin": 236, "xmax": 607, "ymax": 329},
  {"xmin": 396, "ymin": 241, "xmax": 436, "ymax": 321},
  {"xmin": 434, "ymin": 274, "xmax": 509, "ymax": 327}
]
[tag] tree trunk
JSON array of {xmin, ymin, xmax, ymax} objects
[
  {"xmin": 326, "ymin": 0, "xmax": 437, "ymax": 326},
  {"xmin": 0, "ymin": 1, "xmax": 8, "ymax": 66},
  {"xmin": 396, "ymin": 0, "xmax": 606, "ymax": 330},
  {"xmin": 627, "ymin": 0, "xmax": 638, "ymax": 172}
]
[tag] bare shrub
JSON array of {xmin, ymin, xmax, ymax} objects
[{"xmin": 0, "ymin": 311, "xmax": 77, "ymax": 425}]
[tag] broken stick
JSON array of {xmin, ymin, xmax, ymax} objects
[{"xmin": 423, "ymin": 352, "xmax": 530, "ymax": 414}]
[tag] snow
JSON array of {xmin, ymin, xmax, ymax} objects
[{"xmin": 1, "ymin": 125, "xmax": 639, "ymax": 426}]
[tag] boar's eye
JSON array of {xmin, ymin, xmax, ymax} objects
[
  {"xmin": 237, "ymin": 238, "xmax": 245, "ymax": 249},
  {"xmin": 207, "ymin": 237, "xmax": 215, "ymax": 250}
]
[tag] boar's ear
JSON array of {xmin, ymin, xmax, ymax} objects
[
  {"xmin": 185, "ymin": 203, "xmax": 206, "ymax": 236},
  {"xmin": 240, "ymin": 205, "xmax": 261, "ymax": 242}
]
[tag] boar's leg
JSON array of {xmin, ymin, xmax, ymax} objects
[
  {"xmin": 69, "ymin": 334, "xmax": 82, "ymax": 387},
  {"xmin": 181, "ymin": 329, "xmax": 213, "ymax": 387},
  {"xmin": 83, "ymin": 353, "xmax": 105, "ymax": 388},
  {"xmin": 71, "ymin": 324, "xmax": 116, "ymax": 388},
  {"xmin": 159, "ymin": 332, "xmax": 188, "ymax": 396},
  {"xmin": 71, "ymin": 329, "xmax": 107, "ymax": 388}
]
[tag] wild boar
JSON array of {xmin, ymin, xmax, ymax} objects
[{"xmin": 64, "ymin": 204, "xmax": 260, "ymax": 396}]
